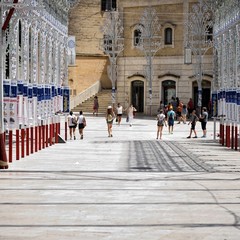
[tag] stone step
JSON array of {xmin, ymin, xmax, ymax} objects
[{"xmin": 71, "ymin": 89, "xmax": 113, "ymax": 113}]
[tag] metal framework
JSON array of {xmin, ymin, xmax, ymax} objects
[
  {"xmin": 213, "ymin": 0, "xmax": 240, "ymax": 89},
  {"xmin": 0, "ymin": 0, "xmax": 71, "ymax": 165},
  {"xmin": 185, "ymin": 0, "xmax": 214, "ymax": 108},
  {"xmin": 137, "ymin": 6, "xmax": 161, "ymax": 114},
  {"xmin": 100, "ymin": 10, "xmax": 124, "ymax": 104}
]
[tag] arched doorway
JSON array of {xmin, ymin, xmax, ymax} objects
[
  {"xmin": 162, "ymin": 80, "xmax": 176, "ymax": 105},
  {"xmin": 131, "ymin": 80, "xmax": 144, "ymax": 112},
  {"xmin": 193, "ymin": 80, "xmax": 211, "ymax": 110}
]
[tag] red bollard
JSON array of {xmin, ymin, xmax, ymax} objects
[
  {"xmin": 30, "ymin": 127, "xmax": 34, "ymax": 154},
  {"xmin": 0, "ymin": 132, "xmax": 8, "ymax": 169},
  {"xmin": 49, "ymin": 124, "xmax": 52, "ymax": 146},
  {"xmin": 46, "ymin": 125, "xmax": 48, "ymax": 148},
  {"xmin": 21, "ymin": 128, "xmax": 25, "ymax": 158},
  {"xmin": 55, "ymin": 123, "xmax": 58, "ymax": 144},
  {"xmin": 39, "ymin": 126, "xmax": 42, "ymax": 151},
  {"xmin": 42, "ymin": 125, "xmax": 45, "ymax": 149},
  {"xmin": 219, "ymin": 123, "xmax": 222, "ymax": 144},
  {"xmin": 58, "ymin": 122, "xmax": 60, "ymax": 135},
  {"xmin": 35, "ymin": 126, "xmax": 38, "ymax": 152},
  {"xmin": 226, "ymin": 123, "xmax": 230, "ymax": 148},
  {"xmin": 51, "ymin": 123, "xmax": 54, "ymax": 145},
  {"xmin": 16, "ymin": 129, "xmax": 20, "ymax": 160},
  {"xmin": 9, "ymin": 130, "xmax": 13, "ymax": 163},
  {"xmin": 65, "ymin": 121, "xmax": 67, "ymax": 141},
  {"xmin": 222, "ymin": 123, "xmax": 225, "ymax": 146},
  {"xmin": 235, "ymin": 125, "xmax": 238, "ymax": 151},
  {"xmin": 231, "ymin": 124, "xmax": 234, "ymax": 149},
  {"xmin": 26, "ymin": 128, "xmax": 29, "ymax": 156}
]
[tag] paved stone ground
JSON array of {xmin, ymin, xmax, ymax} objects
[{"xmin": 0, "ymin": 116, "xmax": 240, "ymax": 240}]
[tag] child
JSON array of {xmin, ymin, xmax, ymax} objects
[{"xmin": 187, "ymin": 109, "xmax": 198, "ymax": 138}]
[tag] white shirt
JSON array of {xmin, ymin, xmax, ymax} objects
[{"xmin": 117, "ymin": 106, "xmax": 123, "ymax": 114}]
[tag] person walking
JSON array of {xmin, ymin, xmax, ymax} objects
[
  {"xmin": 187, "ymin": 109, "xmax": 198, "ymax": 138},
  {"xmin": 106, "ymin": 105, "xmax": 115, "ymax": 137},
  {"xmin": 77, "ymin": 111, "xmax": 86, "ymax": 139},
  {"xmin": 93, "ymin": 96, "xmax": 99, "ymax": 116},
  {"xmin": 181, "ymin": 104, "xmax": 188, "ymax": 124},
  {"xmin": 167, "ymin": 107, "xmax": 175, "ymax": 134},
  {"xmin": 199, "ymin": 107, "xmax": 208, "ymax": 138},
  {"xmin": 126, "ymin": 104, "xmax": 137, "ymax": 127},
  {"xmin": 176, "ymin": 101, "xmax": 183, "ymax": 124},
  {"xmin": 187, "ymin": 98, "xmax": 194, "ymax": 118},
  {"xmin": 116, "ymin": 103, "xmax": 123, "ymax": 126},
  {"xmin": 67, "ymin": 111, "xmax": 77, "ymax": 140},
  {"xmin": 156, "ymin": 109, "xmax": 166, "ymax": 140}
]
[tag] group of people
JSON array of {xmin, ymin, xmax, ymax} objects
[
  {"xmin": 67, "ymin": 111, "xmax": 87, "ymax": 140},
  {"xmin": 156, "ymin": 97, "xmax": 208, "ymax": 140},
  {"xmin": 105, "ymin": 103, "xmax": 137, "ymax": 137},
  {"xmin": 68, "ymin": 96, "xmax": 209, "ymax": 140},
  {"xmin": 68, "ymin": 103, "xmax": 137, "ymax": 139}
]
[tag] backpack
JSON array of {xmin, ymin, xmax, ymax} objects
[
  {"xmin": 158, "ymin": 119, "xmax": 164, "ymax": 126},
  {"xmin": 157, "ymin": 114, "xmax": 164, "ymax": 126},
  {"xmin": 169, "ymin": 112, "xmax": 174, "ymax": 120}
]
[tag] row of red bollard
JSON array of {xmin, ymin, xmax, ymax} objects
[
  {"xmin": 1, "ymin": 120, "xmax": 66, "ymax": 168},
  {"xmin": 219, "ymin": 121, "xmax": 239, "ymax": 151}
]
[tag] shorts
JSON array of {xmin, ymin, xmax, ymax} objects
[
  {"xmin": 168, "ymin": 119, "xmax": 174, "ymax": 126},
  {"xmin": 191, "ymin": 123, "xmax": 196, "ymax": 130},
  {"xmin": 78, "ymin": 123, "xmax": 85, "ymax": 129},
  {"xmin": 117, "ymin": 114, "xmax": 122, "ymax": 117},
  {"xmin": 201, "ymin": 122, "xmax": 207, "ymax": 130},
  {"xmin": 69, "ymin": 126, "xmax": 76, "ymax": 129}
]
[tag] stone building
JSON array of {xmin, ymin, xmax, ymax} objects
[{"xmin": 68, "ymin": 0, "xmax": 213, "ymax": 114}]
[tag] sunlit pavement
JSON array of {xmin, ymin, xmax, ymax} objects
[{"xmin": 1, "ymin": 116, "xmax": 240, "ymax": 240}]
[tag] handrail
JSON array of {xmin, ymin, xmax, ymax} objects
[{"xmin": 70, "ymin": 81, "xmax": 101, "ymax": 109}]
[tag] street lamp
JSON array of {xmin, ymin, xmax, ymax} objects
[
  {"xmin": 185, "ymin": 0, "xmax": 213, "ymax": 110},
  {"xmin": 100, "ymin": 10, "xmax": 124, "ymax": 105},
  {"xmin": 137, "ymin": 6, "xmax": 161, "ymax": 115}
]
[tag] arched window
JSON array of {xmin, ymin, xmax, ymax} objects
[
  {"xmin": 101, "ymin": 0, "xmax": 117, "ymax": 11},
  {"xmin": 133, "ymin": 29, "xmax": 141, "ymax": 46},
  {"xmin": 162, "ymin": 23, "xmax": 175, "ymax": 48},
  {"xmin": 165, "ymin": 28, "xmax": 172, "ymax": 45}
]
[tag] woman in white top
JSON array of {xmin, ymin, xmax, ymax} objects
[
  {"xmin": 67, "ymin": 111, "xmax": 77, "ymax": 140},
  {"xmin": 77, "ymin": 111, "xmax": 86, "ymax": 139},
  {"xmin": 127, "ymin": 104, "xmax": 137, "ymax": 127},
  {"xmin": 116, "ymin": 103, "xmax": 123, "ymax": 126}
]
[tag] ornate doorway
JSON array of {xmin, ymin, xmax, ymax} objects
[
  {"xmin": 162, "ymin": 80, "xmax": 176, "ymax": 105},
  {"xmin": 131, "ymin": 80, "xmax": 144, "ymax": 112}
]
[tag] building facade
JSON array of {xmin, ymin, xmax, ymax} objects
[{"xmin": 68, "ymin": 0, "xmax": 213, "ymax": 114}]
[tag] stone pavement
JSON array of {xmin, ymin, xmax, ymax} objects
[{"xmin": 0, "ymin": 115, "xmax": 240, "ymax": 240}]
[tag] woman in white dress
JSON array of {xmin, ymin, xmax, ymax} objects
[{"xmin": 126, "ymin": 104, "xmax": 137, "ymax": 127}]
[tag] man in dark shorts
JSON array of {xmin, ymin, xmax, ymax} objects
[{"xmin": 200, "ymin": 107, "xmax": 208, "ymax": 138}]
